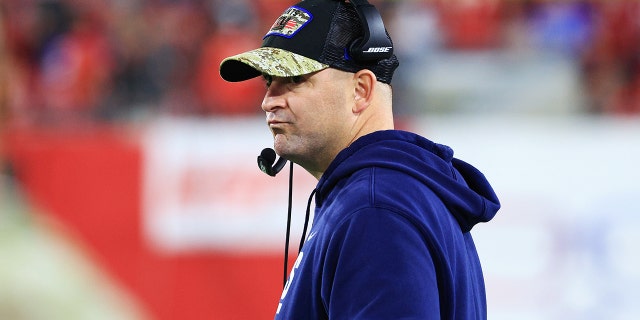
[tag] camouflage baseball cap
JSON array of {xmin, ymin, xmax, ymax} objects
[{"xmin": 219, "ymin": 0, "xmax": 399, "ymax": 84}]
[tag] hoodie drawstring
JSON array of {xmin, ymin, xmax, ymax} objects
[{"xmin": 299, "ymin": 188, "xmax": 316, "ymax": 253}]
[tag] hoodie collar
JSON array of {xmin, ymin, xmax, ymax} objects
[{"xmin": 315, "ymin": 130, "xmax": 500, "ymax": 231}]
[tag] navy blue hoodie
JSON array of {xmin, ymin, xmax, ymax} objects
[{"xmin": 275, "ymin": 130, "xmax": 500, "ymax": 319}]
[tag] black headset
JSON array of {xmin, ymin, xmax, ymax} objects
[
  {"xmin": 348, "ymin": 0, "xmax": 394, "ymax": 62},
  {"xmin": 258, "ymin": 0, "xmax": 392, "ymax": 176}
]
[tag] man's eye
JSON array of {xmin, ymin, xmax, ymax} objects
[
  {"xmin": 262, "ymin": 74, "xmax": 273, "ymax": 88},
  {"xmin": 289, "ymin": 76, "xmax": 303, "ymax": 84},
  {"xmin": 262, "ymin": 74, "xmax": 303, "ymax": 88}
]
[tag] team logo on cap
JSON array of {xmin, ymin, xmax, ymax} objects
[{"xmin": 265, "ymin": 6, "xmax": 312, "ymax": 39}]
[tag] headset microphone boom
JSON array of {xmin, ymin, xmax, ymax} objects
[{"xmin": 258, "ymin": 147, "xmax": 288, "ymax": 177}]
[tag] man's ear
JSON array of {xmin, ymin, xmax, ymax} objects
[{"xmin": 353, "ymin": 70, "xmax": 376, "ymax": 113}]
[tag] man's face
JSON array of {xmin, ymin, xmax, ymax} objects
[{"xmin": 261, "ymin": 68, "xmax": 355, "ymax": 175}]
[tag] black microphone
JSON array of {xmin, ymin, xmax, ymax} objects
[{"xmin": 257, "ymin": 148, "xmax": 287, "ymax": 176}]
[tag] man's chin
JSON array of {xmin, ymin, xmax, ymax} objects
[{"xmin": 272, "ymin": 137, "xmax": 288, "ymax": 157}]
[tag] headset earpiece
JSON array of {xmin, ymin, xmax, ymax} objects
[{"xmin": 348, "ymin": 0, "xmax": 393, "ymax": 62}]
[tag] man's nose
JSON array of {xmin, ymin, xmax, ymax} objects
[{"xmin": 261, "ymin": 83, "xmax": 286, "ymax": 112}]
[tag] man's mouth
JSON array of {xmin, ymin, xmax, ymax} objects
[{"xmin": 268, "ymin": 120, "xmax": 289, "ymax": 128}]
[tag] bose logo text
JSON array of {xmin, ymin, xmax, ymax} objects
[{"xmin": 363, "ymin": 47, "xmax": 392, "ymax": 53}]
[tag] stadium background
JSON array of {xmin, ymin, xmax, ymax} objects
[{"xmin": 1, "ymin": 0, "xmax": 639, "ymax": 319}]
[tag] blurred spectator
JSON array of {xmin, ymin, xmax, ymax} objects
[
  {"xmin": 387, "ymin": 1, "xmax": 441, "ymax": 116},
  {"xmin": 580, "ymin": 0, "xmax": 640, "ymax": 114},
  {"xmin": 195, "ymin": 30, "xmax": 264, "ymax": 116},
  {"xmin": 37, "ymin": 2, "xmax": 114, "ymax": 122},
  {"xmin": 1, "ymin": 7, "xmax": 7, "ymax": 172},
  {"xmin": 2, "ymin": 0, "xmax": 43, "ymax": 124},
  {"xmin": 1, "ymin": 0, "xmax": 640, "ymax": 123},
  {"xmin": 138, "ymin": 1, "xmax": 209, "ymax": 116},
  {"xmin": 194, "ymin": 0, "xmax": 264, "ymax": 116},
  {"xmin": 436, "ymin": 0, "xmax": 504, "ymax": 50},
  {"xmin": 101, "ymin": 2, "xmax": 160, "ymax": 119},
  {"xmin": 1, "ymin": 7, "xmax": 8, "ymax": 123},
  {"xmin": 524, "ymin": 0, "xmax": 596, "ymax": 57}
]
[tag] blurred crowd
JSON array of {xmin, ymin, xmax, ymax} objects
[{"xmin": 0, "ymin": 0, "xmax": 639, "ymax": 126}]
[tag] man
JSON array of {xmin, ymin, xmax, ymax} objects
[{"xmin": 219, "ymin": 0, "xmax": 501, "ymax": 319}]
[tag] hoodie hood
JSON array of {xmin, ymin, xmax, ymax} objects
[{"xmin": 316, "ymin": 130, "xmax": 500, "ymax": 232}]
